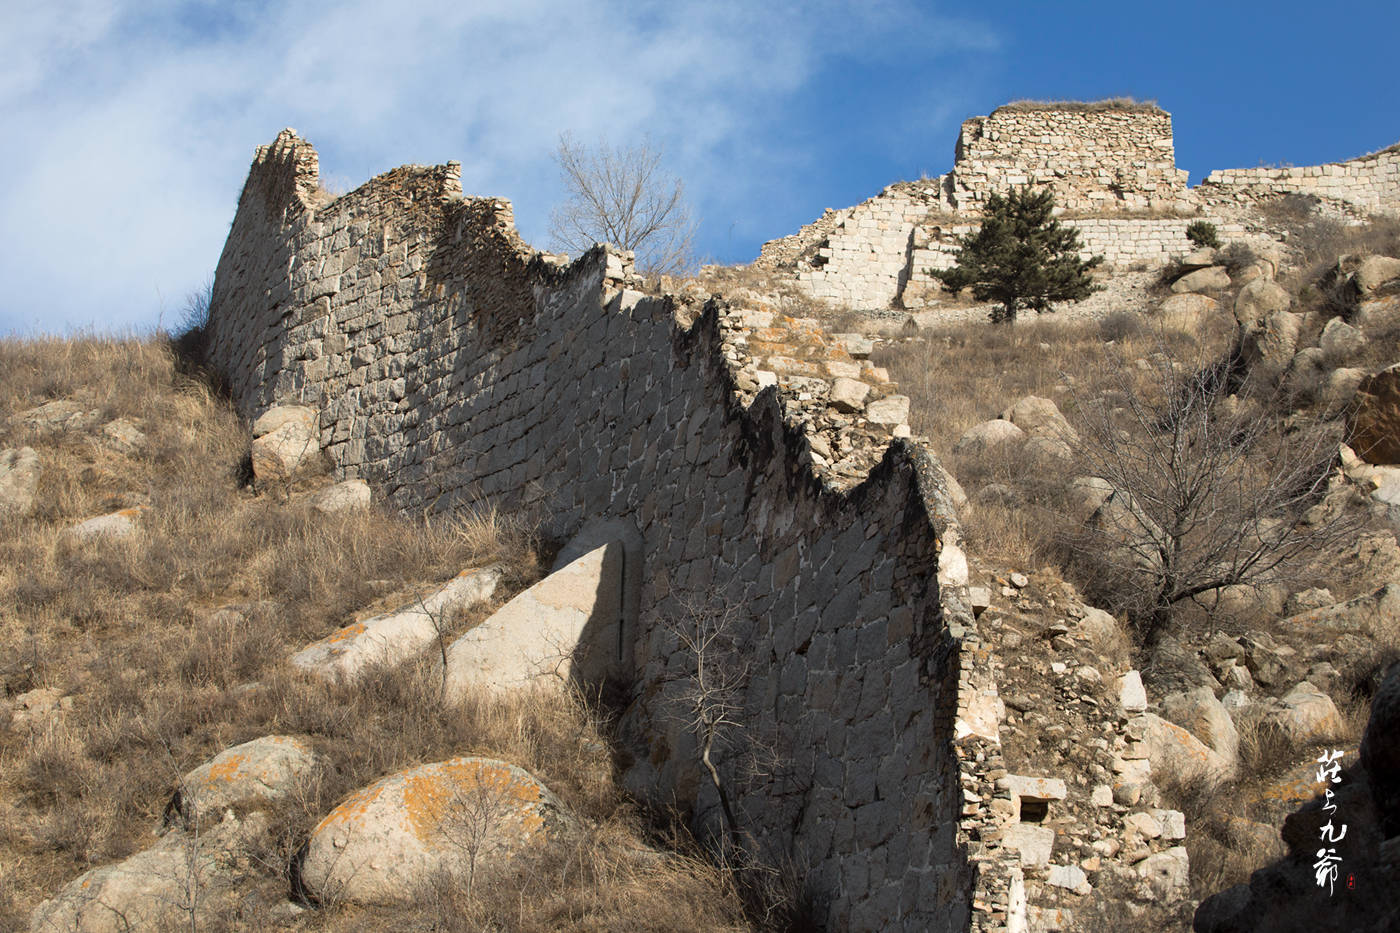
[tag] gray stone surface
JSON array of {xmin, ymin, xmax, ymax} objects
[
  {"xmin": 442, "ymin": 543, "xmax": 623, "ymax": 698},
  {"xmin": 291, "ymin": 567, "xmax": 502, "ymax": 681}
]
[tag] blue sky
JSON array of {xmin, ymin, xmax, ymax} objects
[{"xmin": 2, "ymin": 1, "xmax": 1398, "ymax": 335}]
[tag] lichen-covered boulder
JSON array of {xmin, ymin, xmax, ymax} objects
[
  {"xmin": 292, "ymin": 566, "xmax": 502, "ymax": 681},
  {"xmin": 18, "ymin": 399, "xmax": 101, "ymax": 435},
  {"xmin": 173, "ymin": 735, "xmax": 319, "ymax": 822},
  {"xmin": 299, "ymin": 757, "xmax": 569, "ymax": 905}
]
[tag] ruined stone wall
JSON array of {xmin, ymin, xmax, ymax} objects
[
  {"xmin": 205, "ymin": 131, "xmax": 1026, "ymax": 931},
  {"xmin": 948, "ymin": 105, "xmax": 1190, "ymax": 215},
  {"xmin": 1199, "ymin": 143, "xmax": 1400, "ymax": 216}
]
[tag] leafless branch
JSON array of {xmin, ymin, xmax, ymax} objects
[{"xmin": 548, "ymin": 133, "xmax": 697, "ymax": 277}]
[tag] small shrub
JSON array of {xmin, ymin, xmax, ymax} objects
[
  {"xmin": 1099, "ymin": 310, "xmax": 1143, "ymax": 342},
  {"xmin": 1186, "ymin": 221, "xmax": 1221, "ymax": 250},
  {"xmin": 1219, "ymin": 241, "xmax": 1259, "ymax": 276}
]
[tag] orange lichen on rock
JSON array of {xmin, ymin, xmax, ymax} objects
[
  {"xmin": 203, "ymin": 752, "xmax": 249, "ymax": 785},
  {"xmin": 320, "ymin": 620, "xmax": 368, "ymax": 647},
  {"xmin": 403, "ymin": 759, "xmax": 547, "ymax": 844},
  {"xmin": 312, "ymin": 781, "xmax": 389, "ymax": 836}
]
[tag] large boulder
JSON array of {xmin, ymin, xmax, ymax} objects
[
  {"xmin": 1354, "ymin": 254, "xmax": 1400, "ymax": 295},
  {"xmin": 1139, "ymin": 712, "xmax": 1234, "ymax": 784},
  {"xmin": 952, "ymin": 419, "xmax": 1026, "ymax": 457},
  {"xmin": 1268, "ymin": 681, "xmax": 1344, "ymax": 744},
  {"xmin": 1281, "ymin": 346, "xmax": 1327, "ymax": 403},
  {"xmin": 30, "ymin": 811, "xmax": 266, "ymax": 933},
  {"xmin": 299, "ymin": 757, "xmax": 569, "ymax": 905},
  {"xmin": 1171, "ymin": 266, "xmax": 1230, "ymax": 294},
  {"xmin": 1283, "ymin": 584, "xmax": 1400, "ymax": 640},
  {"xmin": 250, "ymin": 405, "xmax": 325, "ymax": 485},
  {"xmin": 64, "ymin": 507, "xmax": 144, "ymax": 542},
  {"xmin": 1350, "ymin": 362, "xmax": 1400, "ymax": 465},
  {"xmin": 308, "ymin": 479, "xmax": 372, "ymax": 514},
  {"xmin": 443, "ymin": 544, "xmax": 622, "ymax": 700},
  {"xmin": 172, "ymin": 735, "xmax": 319, "ymax": 822},
  {"xmin": 1243, "ymin": 310, "xmax": 1302, "ymax": 373},
  {"xmin": 1320, "ymin": 317, "xmax": 1366, "ymax": 366},
  {"xmin": 1160, "ymin": 686, "xmax": 1240, "ymax": 767},
  {"xmin": 18, "ymin": 399, "xmax": 101, "ymax": 435},
  {"xmin": 1000, "ymin": 395, "xmax": 1078, "ymax": 443},
  {"xmin": 291, "ymin": 566, "xmax": 502, "ymax": 681},
  {"xmin": 1157, "ymin": 292, "xmax": 1218, "ymax": 330},
  {"xmin": 1233, "ymin": 279, "xmax": 1291, "ymax": 331},
  {"xmin": 0, "ymin": 446, "xmax": 40, "ymax": 516}
]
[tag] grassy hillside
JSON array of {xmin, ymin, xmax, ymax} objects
[{"xmin": 0, "ymin": 337, "xmax": 747, "ymax": 931}]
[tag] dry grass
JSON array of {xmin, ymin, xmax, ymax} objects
[
  {"xmin": 993, "ymin": 97, "xmax": 1161, "ymax": 114},
  {"xmin": 1160, "ymin": 700, "xmax": 1366, "ymax": 902},
  {"xmin": 0, "ymin": 336, "xmax": 751, "ymax": 931},
  {"xmin": 872, "ymin": 314, "xmax": 1234, "ymax": 459}
]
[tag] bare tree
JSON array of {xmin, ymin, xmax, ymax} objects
[
  {"xmin": 662, "ymin": 597, "xmax": 749, "ymax": 845},
  {"xmin": 548, "ymin": 133, "xmax": 696, "ymax": 277},
  {"xmin": 1060, "ymin": 344, "xmax": 1362, "ymax": 645},
  {"xmin": 438, "ymin": 767, "xmax": 517, "ymax": 904}
]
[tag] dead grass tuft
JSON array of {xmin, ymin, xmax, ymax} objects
[{"xmin": 993, "ymin": 97, "xmax": 1162, "ymax": 115}]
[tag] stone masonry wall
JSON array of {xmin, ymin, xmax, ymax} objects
[
  {"xmin": 1199, "ymin": 143, "xmax": 1400, "ymax": 217},
  {"xmin": 206, "ymin": 131, "xmax": 1028, "ymax": 932},
  {"xmin": 948, "ymin": 105, "xmax": 1190, "ymax": 215}
]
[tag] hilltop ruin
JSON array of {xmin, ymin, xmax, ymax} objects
[{"xmin": 756, "ymin": 101, "xmax": 1400, "ymax": 310}]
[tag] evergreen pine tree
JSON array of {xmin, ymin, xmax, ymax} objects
[{"xmin": 933, "ymin": 187, "xmax": 1103, "ymax": 323}]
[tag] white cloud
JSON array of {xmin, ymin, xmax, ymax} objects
[{"xmin": 0, "ymin": 0, "xmax": 995, "ymax": 333}]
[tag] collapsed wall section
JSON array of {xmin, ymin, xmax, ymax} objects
[
  {"xmin": 1199, "ymin": 142, "xmax": 1400, "ymax": 216},
  {"xmin": 205, "ymin": 131, "xmax": 1024, "ymax": 931}
]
